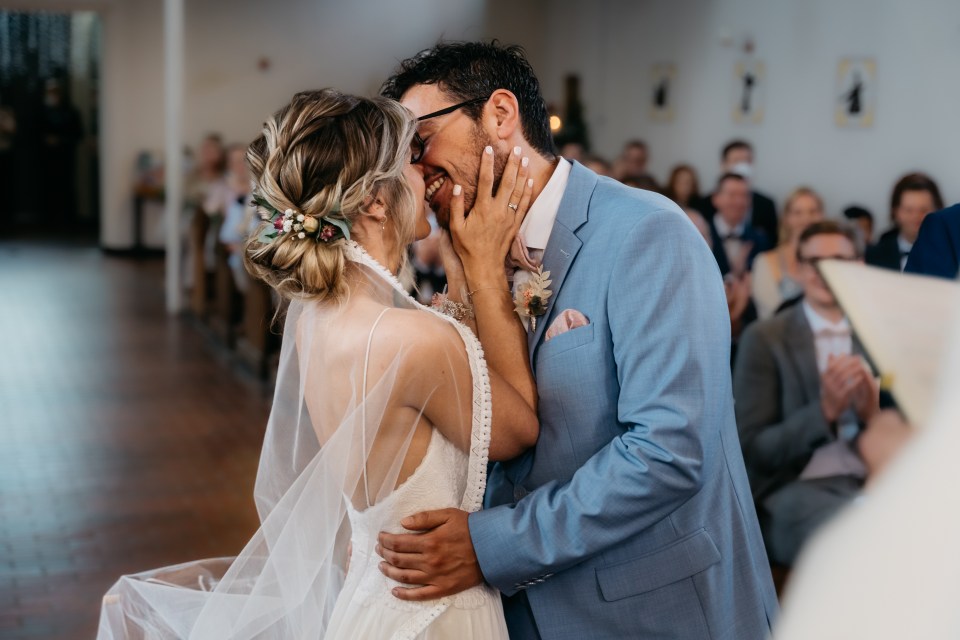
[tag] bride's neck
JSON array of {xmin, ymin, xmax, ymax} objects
[{"xmin": 354, "ymin": 235, "xmax": 403, "ymax": 275}]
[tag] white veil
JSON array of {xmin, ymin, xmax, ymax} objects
[{"xmin": 97, "ymin": 242, "xmax": 492, "ymax": 639}]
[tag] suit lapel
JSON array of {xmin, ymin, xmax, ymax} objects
[{"xmin": 527, "ymin": 161, "xmax": 593, "ymax": 368}]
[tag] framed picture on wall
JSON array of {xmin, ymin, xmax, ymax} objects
[
  {"xmin": 835, "ymin": 57, "xmax": 876, "ymax": 128},
  {"xmin": 733, "ymin": 59, "xmax": 765, "ymax": 124},
  {"xmin": 649, "ymin": 62, "xmax": 675, "ymax": 122}
]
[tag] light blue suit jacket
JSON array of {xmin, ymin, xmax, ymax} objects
[{"xmin": 469, "ymin": 162, "xmax": 778, "ymax": 639}]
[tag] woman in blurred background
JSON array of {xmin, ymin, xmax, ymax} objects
[{"xmin": 751, "ymin": 187, "xmax": 825, "ymax": 319}]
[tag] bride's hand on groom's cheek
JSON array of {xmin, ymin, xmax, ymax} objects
[
  {"xmin": 376, "ymin": 508, "xmax": 483, "ymax": 600},
  {"xmin": 450, "ymin": 145, "xmax": 534, "ymax": 280}
]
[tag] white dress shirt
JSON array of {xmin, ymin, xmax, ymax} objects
[
  {"xmin": 518, "ymin": 157, "xmax": 572, "ymax": 253},
  {"xmin": 799, "ymin": 301, "xmax": 866, "ymax": 480},
  {"xmin": 713, "ymin": 215, "xmax": 748, "ymax": 273}
]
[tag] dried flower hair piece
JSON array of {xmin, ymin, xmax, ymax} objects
[{"xmin": 253, "ymin": 194, "xmax": 351, "ymax": 244}]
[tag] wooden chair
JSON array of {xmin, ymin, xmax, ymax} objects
[
  {"xmin": 236, "ymin": 279, "xmax": 280, "ymax": 378},
  {"xmin": 210, "ymin": 239, "xmax": 242, "ymax": 348},
  {"xmin": 188, "ymin": 208, "xmax": 211, "ymax": 318}
]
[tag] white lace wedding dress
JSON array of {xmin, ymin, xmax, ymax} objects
[
  {"xmin": 97, "ymin": 244, "xmax": 508, "ymax": 639},
  {"xmin": 328, "ymin": 427, "xmax": 507, "ymax": 639}
]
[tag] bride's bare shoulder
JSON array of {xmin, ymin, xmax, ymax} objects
[{"xmin": 375, "ymin": 308, "xmax": 465, "ymax": 358}]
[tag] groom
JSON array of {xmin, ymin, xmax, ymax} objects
[{"xmin": 378, "ymin": 41, "xmax": 777, "ymax": 638}]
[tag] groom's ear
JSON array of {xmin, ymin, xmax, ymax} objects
[{"xmin": 487, "ymin": 89, "xmax": 521, "ymax": 141}]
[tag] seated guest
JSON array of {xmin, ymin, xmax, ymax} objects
[
  {"xmin": 752, "ymin": 187, "xmax": 825, "ymax": 319},
  {"xmin": 708, "ymin": 172, "xmax": 771, "ymax": 276},
  {"xmin": 843, "ymin": 205, "xmax": 874, "ymax": 246},
  {"xmin": 698, "ymin": 139, "xmax": 778, "ymax": 243},
  {"xmin": 709, "ymin": 173, "xmax": 771, "ymax": 349},
  {"xmin": 612, "ymin": 139, "xmax": 655, "ymax": 184},
  {"xmin": 582, "ymin": 154, "xmax": 612, "ymax": 177},
  {"xmin": 904, "ymin": 203, "xmax": 960, "ymax": 280},
  {"xmin": 866, "ymin": 172, "xmax": 943, "ymax": 271},
  {"xmin": 734, "ymin": 220, "xmax": 879, "ymax": 567},
  {"xmin": 663, "ymin": 164, "xmax": 702, "ymax": 212},
  {"xmin": 214, "ymin": 145, "xmax": 254, "ymax": 292}
]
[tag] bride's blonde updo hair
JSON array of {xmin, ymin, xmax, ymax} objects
[{"xmin": 244, "ymin": 89, "xmax": 417, "ymax": 302}]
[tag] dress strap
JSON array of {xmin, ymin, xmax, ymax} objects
[{"xmin": 361, "ymin": 307, "xmax": 392, "ymax": 508}]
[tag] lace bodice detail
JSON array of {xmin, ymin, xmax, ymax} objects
[
  {"xmin": 334, "ymin": 243, "xmax": 497, "ymax": 638},
  {"xmin": 346, "ymin": 428, "xmax": 492, "ymax": 612}
]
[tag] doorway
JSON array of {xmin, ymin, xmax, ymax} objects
[{"xmin": 0, "ymin": 10, "xmax": 101, "ymax": 239}]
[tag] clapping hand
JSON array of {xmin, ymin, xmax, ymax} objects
[{"xmin": 820, "ymin": 354, "xmax": 879, "ymax": 426}]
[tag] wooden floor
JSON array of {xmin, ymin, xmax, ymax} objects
[{"xmin": 0, "ymin": 240, "xmax": 271, "ymax": 639}]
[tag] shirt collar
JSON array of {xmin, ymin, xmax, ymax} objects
[
  {"xmin": 519, "ymin": 158, "xmax": 572, "ymax": 250},
  {"xmin": 802, "ymin": 300, "xmax": 850, "ymax": 335},
  {"xmin": 713, "ymin": 215, "xmax": 746, "ymax": 239},
  {"xmin": 897, "ymin": 234, "xmax": 913, "ymax": 254}
]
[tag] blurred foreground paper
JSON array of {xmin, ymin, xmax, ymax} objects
[
  {"xmin": 817, "ymin": 260, "xmax": 960, "ymax": 428},
  {"xmin": 775, "ymin": 268, "xmax": 960, "ymax": 639}
]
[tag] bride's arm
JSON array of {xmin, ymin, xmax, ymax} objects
[
  {"xmin": 447, "ymin": 146, "xmax": 538, "ymax": 414},
  {"xmin": 390, "ymin": 313, "xmax": 537, "ymax": 461}
]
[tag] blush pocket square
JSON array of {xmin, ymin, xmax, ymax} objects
[{"xmin": 544, "ymin": 309, "xmax": 590, "ymax": 342}]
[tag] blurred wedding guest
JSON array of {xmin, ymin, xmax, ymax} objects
[
  {"xmin": 734, "ymin": 221, "xmax": 879, "ymax": 568},
  {"xmin": 752, "ymin": 187, "xmax": 825, "ymax": 319},
  {"xmin": 181, "ymin": 134, "xmax": 226, "ymax": 288},
  {"xmin": 185, "ymin": 134, "xmax": 226, "ymax": 211},
  {"xmin": 775, "ymin": 335, "xmax": 960, "ymax": 640},
  {"xmin": 612, "ymin": 139, "xmax": 654, "ymax": 184},
  {"xmin": 621, "ymin": 173, "xmax": 660, "ymax": 192},
  {"xmin": 410, "ymin": 213, "xmax": 446, "ymax": 304},
  {"xmin": 708, "ymin": 173, "xmax": 771, "ymax": 277},
  {"xmin": 582, "ymin": 154, "xmax": 611, "ymax": 177},
  {"xmin": 842, "ymin": 205, "xmax": 874, "ymax": 245},
  {"xmin": 866, "ymin": 172, "xmax": 943, "ymax": 271},
  {"xmin": 558, "ymin": 141, "xmax": 586, "ymax": 162},
  {"xmin": 699, "ymin": 139, "xmax": 778, "ymax": 244},
  {"xmin": 905, "ymin": 203, "xmax": 960, "ymax": 280},
  {"xmin": 204, "ymin": 143, "xmax": 249, "ymax": 220},
  {"xmin": 214, "ymin": 144, "xmax": 254, "ymax": 292},
  {"xmin": 709, "ymin": 173, "xmax": 771, "ymax": 348},
  {"xmin": 663, "ymin": 164, "xmax": 702, "ymax": 211},
  {"xmin": 684, "ymin": 207, "xmax": 712, "ymax": 247},
  {"xmin": 38, "ymin": 78, "xmax": 83, "ymax": 222}
]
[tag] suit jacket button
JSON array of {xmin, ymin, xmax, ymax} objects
[{"xmin": 513, "ymin": 485, "xmax": 528, "ymax": 501}]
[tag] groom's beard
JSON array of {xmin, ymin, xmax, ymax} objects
[{"xmin": 436, "ymin": 128, "xmax": 507, "ymax": 230}]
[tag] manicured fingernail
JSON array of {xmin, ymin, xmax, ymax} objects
[
  {"xmin": 375, "ymin": 544, "xmax": 381, "ymax": 554},
  {"xmin": 484, "ymin": 146, "xmax": 493, "ymax": 155},
  {"xmin": 521, "ymin": 157, "xmax": 529, "ymax": 167},
  {"xmin": 392, "ymin": 588, "xmax": 401, "ymax": 597},
  {"xmin": 513, "ymin": 146, "xmax": 521, "ymax": 155},
  {"xmin": 401, "ymin": 516, "xmax": 414, "ymax": 527},
  {"xmin": 527, "ymin": 178, "xmax": 533, "ymax": 188},
  {"xmin": 453, "ymin": 184, "xmax": 462, "ymax": 196}
]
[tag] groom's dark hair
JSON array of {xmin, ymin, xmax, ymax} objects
[{"xmin": 381, "ymin": 40, "xmax": 556, "ymax": 157}]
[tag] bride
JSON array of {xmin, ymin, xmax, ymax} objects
[{"xmin": 97, "ymin": 89, "xmax": 538, "ymax": 639}]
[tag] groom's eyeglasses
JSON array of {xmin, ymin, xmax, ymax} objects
[{"xmin": 410, "ymin": 96, "xmax": 489, "ymax": 164}]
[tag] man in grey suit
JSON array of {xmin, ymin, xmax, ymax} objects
[
  {"xmin": 378, "ymin": 41, "xmax": 776, "ymax": 638},
  {"xmin": 734, "ymin": 221, "xmax": 880, "ymax": 567}
]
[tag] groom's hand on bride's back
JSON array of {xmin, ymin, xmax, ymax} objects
[{"xmin": 377, "ymin": 508, "xmax": 483, "ymax": 601}]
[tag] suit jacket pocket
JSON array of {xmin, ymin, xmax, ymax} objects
[
  {"xmin": 595, "ymin": 529, "xmax": 721, "ymax": 602},
  {"xmin": 536, "ymin": 323, "xmax": 594, "ymax": 362}
]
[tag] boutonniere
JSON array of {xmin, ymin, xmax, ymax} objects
[{"xmin": 514, "ymin": 266, "xmax": 552, "ymax": 332}]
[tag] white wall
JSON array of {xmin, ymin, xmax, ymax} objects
[{"xmin": 536, "ymin": 0, "xmax": 960, "ymax": 230}]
